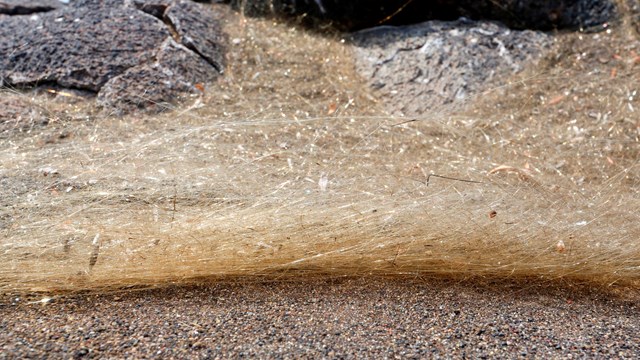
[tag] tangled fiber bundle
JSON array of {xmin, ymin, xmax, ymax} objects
[{"xmin": 1, "ymin": 8, "xmax": 638, "ymax": 293}]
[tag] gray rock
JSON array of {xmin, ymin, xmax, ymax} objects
[
  {"xmin": 0, "ymin": 0, "xmax": 62, "ymax": 15},
  {"xmin": 71, "ymin": 0, "xmax": 132, "ymax": 7},
  {"xmin": 97, "ymin": 38, "xmax": 219, "ymax": 111},
  {"xmin": 0, "ymin": 6, "xmax": 168, "ymax": 91},
  {"xmin": 165, "ymin": 1, "xmax": 227, "ymax": 73},
  {"xmin": 0, "ymin": 0, "xmax": 226, "ymax": 112},
  {"xmin": 350, "ymin": 19, "xmax": 551, "ymax": 116},
  {"xmin": 131, "ymin": 0, "xmax": 175, "ymax": 18}
]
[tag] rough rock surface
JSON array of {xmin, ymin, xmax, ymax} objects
[
  {"xmin": 0, "ymin": 6, "xmax": 169, "ymax": 92},
  {"xmin": 350, "ymin": 19, "xmax": 551, "ymax": 117},
  {"xmin": 231, "ymin": 0, "xmax": 617, "ymax": 31},
  {"xmin": 0, "ymin": 0, "xmax": 227, "ymax": 112},
  {"xmin": 97, "ymin": 38, "xmax": 219, "ymax": 110},
  {"xmin": 165, "ymin": 1, "xmax": 226, "ymax": 73}
]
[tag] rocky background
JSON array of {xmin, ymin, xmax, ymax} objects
[
  {"xmin": 0, "ymin": 0, "xmax": 628, "ymax": 115},
  {"xmin": 0, "ymin": 0, "xmax": 227, "ymax": 113},
  {"xmin": 350, "ymin": 20, "xmax": 551, "ymax": 116}
]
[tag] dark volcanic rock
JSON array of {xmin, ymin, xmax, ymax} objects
[
  {"xmin": 98, "ymin": 38, "xmax": 219, "ymax": 110},
  {"xmin": 132, "ymin": 0, "xmax": 174, "ymax": 18},
  {"xmin": 0, "ymin": 0, "xmax": 227, "ymax": 112},
  {"xmin": 0, "ymin": 6, "xmax": 169, "ymax": 91},
  {"xmin": 0, "ymin": 0, "xmax": 61, "ymax": 15},
  {"xmin": 351, "ymin": 19, "xmax": 551, "ymax": 117},
  {"xmin": 231, "ymin": 0, "xmax": 617, "ymax": 31},
  {"xmin": 165, "ymin": 1, "xmax": 227, "ymax": 73},
  {"xmin": 72, "ymin": 0, "xmax": 133, "ymax": 7}
]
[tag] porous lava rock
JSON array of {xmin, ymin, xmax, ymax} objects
[
  {"xmin": 350, "ymin": 19, "xmax": 552, "ymax": 117},
  {"xmin": 165, "ymin": 1, "xmax": 227, "ymax": 73},
  {"xmin": 0, "ymin": 0, "xmax": 227, "ymax": 112},
  {"xmin": 230, "ymin": 0, "xmax": 617, "ymax": 31},
  {"xmin": 97, "ymin": 38, "xmax": 219, "ymax": 110},
  {"xmin": 0, "ymin": 6, "xmax": 169, "ymax": 92}
]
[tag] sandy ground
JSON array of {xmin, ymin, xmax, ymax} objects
[{"xmin": 2, "ymin": 278, "xmax": 639, "ymax": 358}]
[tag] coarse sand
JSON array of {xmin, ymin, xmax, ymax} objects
[{"xmin": 2, "ymin": 278, "xmax": 639, "ymax": 358}]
